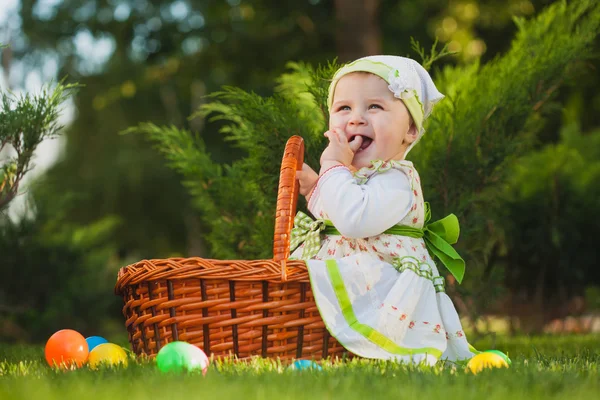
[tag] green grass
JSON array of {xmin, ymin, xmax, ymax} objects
[{"xmin": 1, "ymin": 335, "xmax": 599, "ymax": 400}]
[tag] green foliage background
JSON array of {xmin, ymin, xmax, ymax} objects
[{"xmin": 1, "ymin": 0, "xmax": 599, "ymax": 341}]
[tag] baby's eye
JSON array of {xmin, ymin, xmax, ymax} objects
[
  {"xmin": 337, "ymin": 105, "xmax": 351, "ymax": 111},
  {"xmin": 369, "ymin": 104, "xmax": 383, "ymax": 110}
]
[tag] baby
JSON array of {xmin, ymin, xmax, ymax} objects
[{"xmin": 290, "ymin": 56, "xmax": 474, "ymax": 365}]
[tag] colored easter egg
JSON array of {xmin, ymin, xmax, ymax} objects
[
  {"xmin": 88, "ymin": 343, "xmax": 128, "ymax": 369},
  {"xmin": 483, "ymin": 349, "xmax": 512, "ymax": 365},
  {"xmin": 467, "ymin": 352, "xmax": 509, "ymax": 374},
  {"xmin": 156, "ymin": 342, "xmax": 209, "ymax": 375},
  {"xmin": 85, "ymin": 336, "xmax": 109, "ymax": 352},
  {"xmin": 45, "ymin": 329, "xmax": 89, "ymax": 369},
  {"xmin": 289, "ymin": 360, "xmax": 322, "ymax": 371}
]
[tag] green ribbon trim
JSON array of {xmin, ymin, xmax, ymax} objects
[
  {"xmin": 291, "ymin": 203, "xmax": 465, "ymax": 283},
  {"xmin": 391, "ymin": 256, "xmax": 446, "ymax": 293},
  {"xmin": 325, "ymin": 259, "xmax": 443, "ymax": 358}
]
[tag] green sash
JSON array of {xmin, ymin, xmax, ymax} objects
[{"xmin": 290, "ymin": 202, "xmax": 465, "ymax": 283}]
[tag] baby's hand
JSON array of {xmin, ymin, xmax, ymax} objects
[
  {"xmin": 296, "ymin": 163, "xmax": 319, "ymax": 201},
  {"xmin": 320, "ymin": 128, "xmax": 363, "ymax": 170}
]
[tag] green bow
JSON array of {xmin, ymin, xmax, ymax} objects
[
  {"xmin": 289, "ymin": 204, "xmax": 465, "ymax": 283},
  {"xmin": 385, "ymin": 203, "xmax": 465, "ymax": 283},
  {"xmin": 289, "ymin": 211, "xmax": 339, "ymax": 259}
]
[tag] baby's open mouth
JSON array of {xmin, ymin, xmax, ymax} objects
[{"xmin": 351, "ymin": 135, "xmax": 373, "ymax": 152}]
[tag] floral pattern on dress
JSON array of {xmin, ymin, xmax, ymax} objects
[{"xmin": 446, "ymin": 330, "xmax": 465, "ymax": 340}]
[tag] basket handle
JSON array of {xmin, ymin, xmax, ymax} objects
[{"xmin": 273, "ymin": 135, "xmax": 305, "ymax": 279}]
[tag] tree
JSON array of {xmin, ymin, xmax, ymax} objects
[
  {"xmin": 485, "ymin": 125, "xmax": 600, "ymax": 332},
  {"xmin": 0, "ymin": 76, "xmax": 77, "ymax": 212},
  {"xmin": 13, "ymin": 0, "xmax": 340, "ymax": 259},
  {"xmin": 334, "ymin": 0, "xmax": 381, "ymax": 60},
  {"xmin": 10, "ymin": 0, "xmax": 580, "ymax": 263}
]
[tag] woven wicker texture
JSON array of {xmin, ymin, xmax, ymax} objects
[{"xmin": 115, "ymin": 136, "xmax": 349, "ymax": 360}]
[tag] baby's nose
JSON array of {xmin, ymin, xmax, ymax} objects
[{"xmin": 348, "ymin": 111, "xmax": 366, "ymax": 125}]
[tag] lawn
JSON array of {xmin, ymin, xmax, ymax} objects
[{"xmin": 0, "ymin": 335, "xmax": 598, "ymax": 400}]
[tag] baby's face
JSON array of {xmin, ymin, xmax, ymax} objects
[{"xmin": 329, "ymin": 72, "xmax": 414, "ymax": 169}]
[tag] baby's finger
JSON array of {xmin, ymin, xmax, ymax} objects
[
  {"xmin": 301, "ymin": 162, "xmax": 317, "ymax": 174},
  {"xmin": 333, "ymin": 128, "xmax": 351, "ymax": 148},
  {"xmin": 326, "ymin": 129, "xmax": 341, "ymax": 145},
  {"xmin": 334, "ymin": 128, "xmax": 348, "ymax": 145},
  {"xmin": 348, "ymin": 135, "xmax": 363, "ymax": 153}
]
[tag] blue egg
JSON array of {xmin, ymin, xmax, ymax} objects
[
  {"xmin": 85, "ymin": 336, "xmax": 109, "ymax": 352},
  {"xmin": 290, "ymin": 360, "xmax": 323, "ymax": 371}
]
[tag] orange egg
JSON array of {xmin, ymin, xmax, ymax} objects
[{"xmin": 45, "ymin": 329, "xmax": 89, "ymax": 369}]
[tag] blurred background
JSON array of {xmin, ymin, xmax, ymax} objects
[{"xmin": 1, "ymin": 0, "xmax": 599, "ymax": 344}]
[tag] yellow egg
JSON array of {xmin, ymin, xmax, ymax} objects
[
  {"xmin": 88, "ymin": 343, "xmax": 129, "ymax": 369},
  {"xmin": 466, "ymin": 352, "xmax": 509, "ymax": 374}
]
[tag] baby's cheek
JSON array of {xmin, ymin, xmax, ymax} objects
[{"xmin": 328, "ymin": 115, "xmax": 345, "ymax": 130}]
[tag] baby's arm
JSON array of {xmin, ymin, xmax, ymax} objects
[
  {"xmin": 309, "ymin": 167, "xmax": 413, "ymax": 238},
  {"xmin": 296, "ymin": 163, "xmax": 319, "ymax": 200}
]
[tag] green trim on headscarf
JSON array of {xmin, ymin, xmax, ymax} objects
[
  {"xmin": 327, "ymin": 59, "xmax": 425, "ymax": 133},
  {"xmin": 328, "ymin": 60, "xmax": 393, "ymax": 106},
  {"xmin": 402, "ymin": 93, "xmax": 424, "ymax": 133}
]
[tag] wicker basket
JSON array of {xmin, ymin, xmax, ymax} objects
[{"xmin": 115, "ymin": 136, "xmax": 349, "ymax": 361}]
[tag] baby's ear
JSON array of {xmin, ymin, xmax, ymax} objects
[{"xmin": 405, "ymin": 121, "xmax": 419, "ymax": 143}]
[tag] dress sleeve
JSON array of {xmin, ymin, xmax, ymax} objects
[{"xmin": 308, "ymin": 166, "xmax": 414, "ymax": 238}]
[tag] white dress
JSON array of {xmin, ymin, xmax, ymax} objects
[{"xmin": 290, "ymin": 160, "xmax": 475, "ymax": 365}]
